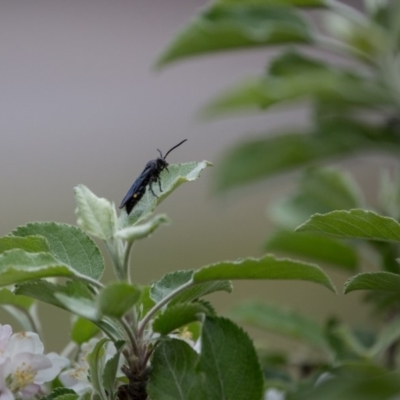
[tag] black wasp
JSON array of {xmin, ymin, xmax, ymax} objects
[{"xmin": 119, "ymin": 139, "xmax": 187, "ymax": 214}]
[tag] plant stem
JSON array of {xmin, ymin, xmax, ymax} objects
[
  {"xmin": 60, "ymin": 341, "xmax": 77, "ymax": 359},
  {"xmin": 119, "ymin": 317, "xmax": 140, "ymax": 357},
  {"xmin": 123, "ymin": 241, "xmax": 134, "ymax": 285},
  {"xmin": 106, "ymin": 239, "xmax": 126, "ymax": 281}
]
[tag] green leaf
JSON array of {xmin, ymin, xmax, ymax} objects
[
  {"xmin": 0, "ymin": 250, "xmax": 76, "ymax": 286},
  {"xmin": 291, "ymin": 363, "xmax": 400, "ymax": 400},
  {"xmin": 71, "ymin": 317, "xmax": 100, "ymax": 344},
  {"xmin": 217, "ymin": 0, "xmax": 325, "ymax": 6},
  {"xmin": 296, "ymin": 167, "xmax": 363, "ymax": 211},
  {"xmin": 170, "ymin": 281, "xmax": 233, "ymax": 305},
  {"xmin": 215, "ymin": 119, "xmax": 393, "ymax": 191},
  {"xmin": 265, "ymin": 229, "xmax": 358, "ymax": 270},
  {"xmin": 55, "ymin": 293, "xmax": 98, "ymax": 321},
  {"xmin": 150, "ymin": 270, "xmax": 232, "ymax": 305},
  {"xmin": 379, "ymin": 169, "xmax": 400, "ymax": 220},
  {"xmin": 270, "ymin": 194, "xmax": 327, "ymax": 230},
  {"xmin": 195, "ymin": 299, "xmax": 217, "ymax": 317},
  {"xmin": 367, "ymin": 241, "xmax": 399, "ymax": 273},
  {"xmin": 78, "ymin": 393, "xmax": 92, "ymax": 400},
  {"xmin": 52, "ymin": 395, "xmax": 78, "ymax": 400},
  {"xmin": 268, "ymin": 49, "xmax": 328, "ymax": 76},
  {"xmin": 148, "ymin": 339, "xmax": 206, "ymax": 400},
  {"xmin": 365, "ymin": 0, "xmax": 390, "ymax": 16},
  {"xmin": 40, "ymin": 388, "xmax": 78, "ymax": 400},
  {"xmin": 194, "ymin": 254, "xmax": 336, "ymax": 292},
  {"xmin": 150, "ymin": 270, "xmax": 193, "ymax": 303},
  {"xmin": 344, "ymin": 272, "xmax": 400, "ymax": 294},
  {"xmin": 230, "ymin": 301, "xmax": 330, "ymax": 352},
  {"xmin": 0, "ymin": 287, "xmax": 34, "ymax": 309},
  {"xmin": 137, "ymin": 285, "xmax": 155, "ymax": 318},
  {"xmin": 74, "ymin": 184, "xmax": 117, "ymax": 240},
  {"xmin": 97, "ymin": 282, "xmax": 141, "ymax": 318},
  {"xmin": 16, "ymin": 279, "xmax": 102, "ymax": 322},
  {"xmin": 116, "ymin": 214, "xmax": 170, "ymax": 242},
  {"xmin": 325, "ymin": 13, "xmax": 386, "ymax": 58},
  {"xmin": 102, "ymin": 341, "xmax": 124, "ymax": 399},
  {"xmin": 86, "ymin": 338, "xmax": 109, "ymax": 400},
  {"xmin": 0, "ymin": 288, "xmax": 36, "ymax": 331},
  {"xmin": 156, "ymin": 4, "xmax": 312, "ymax": 67},
  {"xmin": 12, "ymin": 222, "xmax": 104, "ymax": 280},
  {"xmin": 15, "ymin": 279, "xmax": 94, "ymax": 310},
  {"xmin": 297, "ymin": 209, "xmax": 400, "ymax": 243},
  {"xmin": 199, "ymin": 316, "xmax": 263, "ymax": 400},
  {"xmin": 369, "ymin": 5, "xmax": 400, "ymax": 57},
  {"xmin": 203, "ymin": 69, "xmax": 390, "ymax": 116},
  {"xmin": 153, "ymin": 303, "xmax": 208, "ymax": 335},
  {"xmin": 270, "ymin": 167, "xmax": 363, "ymax": 229},
  {"xmin": 150, "ymin": 318, "xmax": 264, "ymax": 399},
  {"xmin": 119, "ymin": 161, "xmax": 211, "ymax": 227},
  {"xmin": 0, "ymin": 235, "xmax": 49, "ymax": 254}
]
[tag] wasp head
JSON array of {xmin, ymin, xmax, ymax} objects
[
  {"xmin": 156, "ymin": 139, "xmax": 187, "ymax": 173},
  {"xmin": 156, "ymin": 157, "xmax": 169, "ymax": 171}
]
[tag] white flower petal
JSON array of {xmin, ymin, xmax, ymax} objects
[
  {"xmin": 0, "ymin": 387, "xmax": 14, "ymax": 400},
  {"xmin": 0, "ymin": 358, "xmax": 13, "ymax": 400},
  {"xmin": 0, "ymin": 326, "xmax": 69, "ymax": 399},
  {"xmin": 265, "ymin": 388, "xmax": 285, "ymax": 400},
  {"xmin": 6, "ymin": 333, "xmax": 44, "ymax": 357},
  {"xmin": 0, "ymin": 326, "xmax": 12, "ymax": 352},
  {"xmin": 59, "ymin": 368, "xmax": 91, "ymax": 395},
  {"xmin": 19, "ymin": 383, "xmax": 40, "ymax": 399},
  {"xmin": 10, "ymin": 352, "xmax": 51, "ymax": 373},
  {"xmin": 34, "ymin": 353, "xmax": 69, "ymax": 384}
]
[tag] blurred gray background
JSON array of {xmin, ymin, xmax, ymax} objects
[{"xmin": 0, "ymin": 0, "xmax": 380, "ymax": 351}]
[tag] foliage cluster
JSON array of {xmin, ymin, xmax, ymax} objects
[
  {"xmin": 2, "ymin": 0, "xmax": 400, "ymax": 399},
  {"xmin": 156, "ymin": 0, "xmax": 400, "ymax": 398}
]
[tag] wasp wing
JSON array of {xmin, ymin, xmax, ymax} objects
[{"xmin": 119, "ymin": 162, "xmax": 156, "ymax": 209}]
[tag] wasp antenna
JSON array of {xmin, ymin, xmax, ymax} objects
[
  {"xmin": 157, "ymin": 149, "xmax": 163, "ymax": 158},
  {"xmin": 163, "ymin": 139, "xmax": 188, "ymax": 159}
]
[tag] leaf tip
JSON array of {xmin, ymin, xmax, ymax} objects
[
  {"xmin": 153, "ymin": 52, "xmax": 170, "ymax": 70},
  {"xmin": 328, "ymin": 281, "xmax": 338, "ymax": 293},
  {"xmin": 343, "ymin": 280, "xmax": 352, "ymax": 295}
]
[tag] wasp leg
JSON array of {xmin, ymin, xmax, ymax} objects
[{"xmin": 149, "ymin": 182, "xmax": 159, "ymax": 198}]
